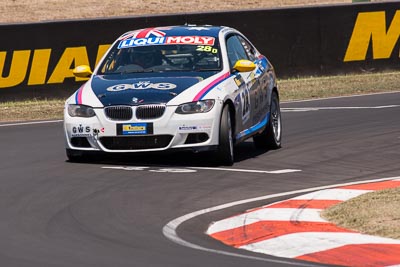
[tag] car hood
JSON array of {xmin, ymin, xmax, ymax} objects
[{"xmin": 91, "ymin": 75, "xmax": 203, "ymax": 106}]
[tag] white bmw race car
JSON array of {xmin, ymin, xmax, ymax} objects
[{"xmin": 64, "ymin": 25, "xmax": 282, "ymax": 165}]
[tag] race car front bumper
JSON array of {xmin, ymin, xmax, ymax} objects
[{"xmin": 64, "ymin": 104, "xmax": 221, "ymax": 153}]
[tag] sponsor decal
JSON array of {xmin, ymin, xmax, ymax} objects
[
  {"xmin": 196, "ymin": 45, "xmax": 218, "ymax": 54},
  {"xmin": 117, "ymin": 123, "xmax": 154, "ymax": 135},
  {"xmin": 178, "ymin": 125, "xmax": 198, "ymax": 132},
  {"xmin": 119, "ymin": 27, "xmax": 171, "ymax": 40},
  {"xmin": 234, "ymin": 73, "xmax": 250, "ymax": 123},
  {"xmin": 241, "ymin": 87, "xmax": 251, "ymax": 123},
  {"xmin": 0, "ymin": 44, "xmax": 110, "ymax": 89},
  {"xmin": 344, "ymin": 11, "xmax": 400, "ymax": 62},
  {"xmin": 93, "ymin": 128, "xmax": 105, "ymax": 134},
  {"xmin": 131, "ymin": 97, "xmax": 144, "ymax": 104},
  {"xmin": 118, "ymin": 36, "xmax": 215, "ymax": 49},
  {"xmin": 234, "ymin": 94, "xmax": 241, "ymax": 110},
  {"xmin": 178, "ymin": 125, "xmax": 211, "ymax": 133},
  {"xmin": 107, "ymin": 82, "xmax": 177, "ymax": 91},
  {"xmin": 123, "ymin": 124, "xmax": 146, "ymax": 134},
  {"xmin": 246, "ymin": 72, "xmax": 256, "ymax": 88},
  {"xmin": 234, "ymin": 76, "xmax": 245, "ymax": 87},
  {"xmin": 255, "ymin": 56, "xmax": 267, "ymax": 76},
  {"xmin": 71, "ymin": 124, "xmax": 91, "ymax": 137}
]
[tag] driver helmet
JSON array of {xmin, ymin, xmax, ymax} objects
[{"xmin": 129, "ymin": 46, "xmax": 162, "ymax": 68}]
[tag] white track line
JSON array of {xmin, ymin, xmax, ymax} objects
[
  {"xmin": 281, "ymin": 90, "xmax": 400, "ymax": 104},
  {"xmin": 291, "ymin": 188, "xmax": 371, "ymax": 201},
  {"xmin": 282, "ymin": 105, "xmax": 400, "ymax": 112},
  {"xmin": 0, "ymin": 120, "xmax": 62, "ymax": 127},
  {"xmin": 189, "ymin": 167, "xmax": 301, "ymax": 174}
]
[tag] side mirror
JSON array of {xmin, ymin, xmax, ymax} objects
[
  {"xmin": 232, "ymin": 59, "xmax": 256, "ymax": 73},
  {"xmin": 73, "ymin": 65, "xmax": 93, "ymax": 78}
]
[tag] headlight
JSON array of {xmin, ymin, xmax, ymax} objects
[
  {"xmin": 175, "ymin": 100, "xmax": 215, "ymax": 114},
  {"xmin": 67, "ymin": 104, "xmax": 95, "ymax": 117}
]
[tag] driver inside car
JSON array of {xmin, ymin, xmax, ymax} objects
[{"xmin": 129, "ymin": 47, "xmax": 163, "ymax": 69}]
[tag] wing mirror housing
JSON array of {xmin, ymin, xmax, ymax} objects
[
  {"xmin": 232, "ymin": 59, "xmax": 256, "ymax": 73},
  {"xmin": 73, "ymin": 65, "xmax": 93, "ymax": 78}
]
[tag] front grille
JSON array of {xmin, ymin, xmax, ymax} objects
[
  {"xmin": 100, "ymin": 135, "xmax": 173, "ymax": 150},
  {"xmin": 105, "ymin": 106, "xmax": 133, "ymax": 121},
  {"xmin": 136, "ymin": 105, "xmax": 166, "ymax": 119}
]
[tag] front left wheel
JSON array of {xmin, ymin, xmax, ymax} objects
[{"xmin": 214, "ymin": 105, "xmax": 234, "ymax": 166}]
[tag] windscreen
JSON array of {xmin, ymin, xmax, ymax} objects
[{"xmin": 98, "ymin": 41, "xmax": 222, "ymax": 74}]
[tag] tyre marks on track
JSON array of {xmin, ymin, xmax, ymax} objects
[{"xmin": 207, "ymin": 179, "xmax": 400, "ymax": 267}]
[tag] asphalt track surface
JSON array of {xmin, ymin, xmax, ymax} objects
[{"xmin": 0, "ymin": 92, "xmax": 399, "ymax": 267}]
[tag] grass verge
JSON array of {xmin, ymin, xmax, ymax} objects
[
  {"xmin": 322, "ymin": 187, "xmax": 400, "ymax": 239},
  {"xmin": 0, "ymin": 99, "xmax": 65, "ymax": 122},
  {"xmin": 279, "ymin": 71, "xmax": 400, "ymax": 100}
]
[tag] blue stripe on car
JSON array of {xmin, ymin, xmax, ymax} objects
[{"xmin": 235, "ymin": 112, "xmax": 270, "ymax": 140}]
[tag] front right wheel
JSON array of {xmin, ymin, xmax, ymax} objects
[
  {"xmin": 214, "ymin": 105, "xmax": 234, "ymax": 166},
  {"xmin": 253, "ymin": 91, "xmax": 282, "ymax": 149}
]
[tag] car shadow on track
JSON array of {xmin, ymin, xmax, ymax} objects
[{"xmin": 66, "ymin": 141, "xmax": 276, "ymax": 167}]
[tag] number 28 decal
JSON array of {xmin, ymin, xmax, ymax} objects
[
  {"xmin": 196, "ymin": 46, "xmax": 218, "ymax": 54},
  {"xmin": 241, "ymin": 88, "xmax": 251, "ymax": 123}
]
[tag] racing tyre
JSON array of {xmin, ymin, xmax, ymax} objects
[
  {"xmin": 215, "ymin": 105, "xmax": 234, "ymax": 166},
  {"xmin": 253, "ymin": 91, "xmax": 282, "ymax": 150}
]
